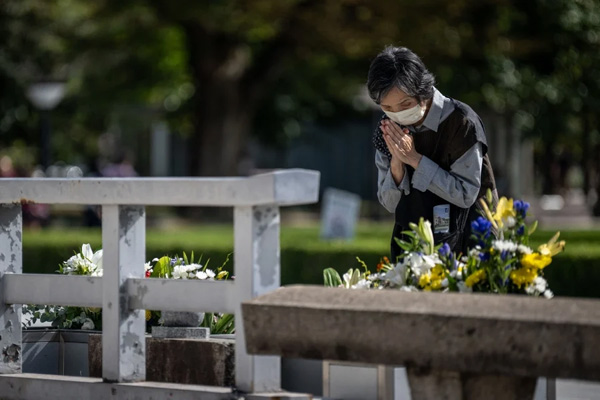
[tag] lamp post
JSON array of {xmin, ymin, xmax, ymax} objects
[{"xmin": 26, "ymin": 82, "xmax": 66, "ymax": 170}]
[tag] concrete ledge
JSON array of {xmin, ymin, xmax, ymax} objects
[
  {"xmin": 242, "ymin": 286, "xmax": 600, "ymax": 381},
  {"xmin": 0, "ymin": 169, "xmax": 320, "ymax": 206},
  {"xmin": 0, "ymin": 373, "xmax": 235, "ymax": 400}
]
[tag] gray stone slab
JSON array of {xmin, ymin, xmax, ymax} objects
[
  {"xmin": 89, "ymin": 334, "xmax": 235, "ymax": 387},
  {"xmin": 246, "ymin": 393, "xmax": 312, "ymax": 400},
  {"xmin": 242, "ymin": 285, "xmax": 600, "ymax": 382},
  {"xmin": 0, "ymin": 373, "xmax": 235, "ymax": 400},
  {"xmin": 152, "ymin": 326, "xmax": 210, "ymax": 339}
]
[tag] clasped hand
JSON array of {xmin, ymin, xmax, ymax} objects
[{"xmin": 380, "ymin": 119, "xmax": 422, "ymax": 169}]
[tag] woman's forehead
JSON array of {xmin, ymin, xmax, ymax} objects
[{"xmin": 380, "ymin": 86, "xmax": 412, "ymax": 106}]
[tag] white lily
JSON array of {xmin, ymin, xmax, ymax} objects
[{"xmin": 383, "ymin": 263, "xmax": 407, "ymax": 286}]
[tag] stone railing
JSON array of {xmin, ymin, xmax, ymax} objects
[
  {"xmin": 0, "ymin": 170, "xmax": 320, "ymax": 400},
  {"xmin": 242, "ymin": 285, "xmax": 600, "ymax": 400}
]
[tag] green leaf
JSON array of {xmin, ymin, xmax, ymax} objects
[
  {"xmin": 213, "ymin": 313, "xmax": 234, "ymax": 334},
  {"xmin": 349, "ymin": 269, "xmax": 360, "ymax": 286},
  {"xmin": 323, "ymin": 268, "xmax": 342, "ymax": 287},
  {"xmin": 151, "ymin": 256, "xmax": 172, "ymax": 278},
  {"xmin": 528, "ymin": 220, "xmax": 538, "ymax": 236}
]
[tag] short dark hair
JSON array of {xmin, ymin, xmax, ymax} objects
[{"xmin": 367, "ymin": 46, "xmax": 435, "ymax": 104}]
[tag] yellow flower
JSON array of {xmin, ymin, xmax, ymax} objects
[
  {"xmin": 419, "ymin": 273, "xmax": 431, "ymax": 288},
  {"xmin": 430, "ymin": 278, "xmax": 443, "ymax": 290},
  {"xmin": 510, "ymin": 267, "xmax": 537, "ymax": 288},
  {"xmin": 538, "ymin": 232, "xmax": 565, "ymax": 257},
  {"xmin": 465, "ymin": 269, "xmax": 486, "ymax": 288},
  {"xmin": 431, "ymin": 265, "xmax": 445, "ymax": 279},
  {"xmin": 217, "ymin": 271, "xmax": 229, "ymax": 280},
  {"xmin": 146, "ymin": 310, "xmax": 151, "ymax": 321},
  {"xmin": 521, "ymin": 253, "xmax": 552, "ymax": 270},
  {"xmin": 493, "ymin": 197, "xmax": 516, "ymax": 229}
]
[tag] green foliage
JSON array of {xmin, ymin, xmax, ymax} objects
[
  {"xmin": 20, "ymin": 225, "xmax": 600, "ymax": 299},
  {"xmin": 150, "ymin": 256, "xmax": 173, "ymax": 278},
  {"xmin": 202, "ymin": 312, "xmax": 235, "ymax": 335},
  {"xmin": 23, "ymin": 304, "xmax": 102, "ymax": 330},
  {"xmin": 323, "ymin": 268, "xmax": 342, "ymax": 287}
]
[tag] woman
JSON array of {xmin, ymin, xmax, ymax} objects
[{"xmin": 367, "ymin": 46, "xmax": 498, "ymax": 261}]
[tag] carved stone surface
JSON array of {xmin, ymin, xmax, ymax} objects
[
  {"xmin": 242, "ymin": 286, "xmax": 600, "ymax": 382},
  {"xmin": 151, "ymin": 326, "xmax": 209, "ymax": 339},
  {"xmin": 160, "ymin": 311, "xmax": 205, "ymax": 327}
]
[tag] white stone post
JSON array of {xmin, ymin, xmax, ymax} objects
[
  {"xmin": 234, "ymin": 205, "xmax": 281, "ymax": 393},
  {"xmin": 0, "ymin": 204, "xmax": 22, "ymax": 374},
  {"xmin": 102, "ymin": 205, "xmax": 146, "ymax": 382}
]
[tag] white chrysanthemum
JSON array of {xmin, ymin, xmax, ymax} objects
[
  {"xmin": 399, "ymin": 285, "xmax": 419, "ymax": 292},
  {"xmin": 182, "ymin": 263, "xmax": 199, "ymax": 272},
  {"xmin": 352, "ymin": 279, "xmax": 371, "ymax": 290},
  {"xmin": 172, "ymin": 265, "xmax": 188, "ymax": 279},
  {"xmin": 368, "ymin": 273, "xmax": 382, "ymax": 281},
  {"xmin": 90, "ymin": 269, "xmax": 103, "ymax": 277},
  {"xmin": 526, "ymin": 277, "xmax": 549, "ymax": 296},
  {"xmin": 517, "ymin": 245, "xmax": 533, "ymax": 254},
  {"xmin": 469, "ymin": 248, "xmax": 481, "ymax": 258},
  {"xmin": 492, "ymin": 240, "xmax": 518, "ymax": 252},
  {"xmin": 205, "ymin": 269, "xmax": 216, "ymax": 279},
  {"xmin": 403, "ymin": 253, "xmax": 439, "ymax": 277},
  {"xmin": 534, "ymin": 277, "xmax": 547, "ymax": 292},
  {"xmin": 543, "ymin": 290, "xmax": 554, "ymax": 299},
  {"xmin": 194, "ymin": 270, "xmax": 208, "ymax": 280}
]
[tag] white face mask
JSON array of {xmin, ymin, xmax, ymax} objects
[{"xmin": 384, "ymin": 103, "xmax": 425, "ymax": 126}]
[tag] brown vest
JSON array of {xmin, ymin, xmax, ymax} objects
[{"xmin": 390, "ymin": 99, "xmax": 497, "ymax": 260}]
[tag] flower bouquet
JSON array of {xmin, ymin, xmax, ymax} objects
[
  {"xmin": 23, "ymin": 244, "xmax": 104, "ymax": 330},
  {"xmin": 144, "ymin": 253, "xmax": 234, "ymax": 334},
  {"xmin": 324, "ymin": 191, "xmax": 565, "ymax": 298},
  {"xmin": 24, "ymin": 247, "xmax": 234, "ymax": 334}
]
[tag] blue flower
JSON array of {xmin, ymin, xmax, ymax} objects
[
  {"xmin": 471, "ymin": 216, "xmax": 492, "ymax": 235},
  {"xmin": 500, "ymin": 250, "xmax": 509, "ymax": 261},
  {"xmin": 438, "ymin": 243, "xmax": 451, "ymax": 257},
  {"xmin": 479, "ymin": 252, "xmax": 490, "ymax": 262},
  {"xmin": 513, "ymin": 200, "xmax": 530, "ymax": 218},
  {"xmin": 517, "ymin": 225, "xmax": 525, "ymax": 236}
]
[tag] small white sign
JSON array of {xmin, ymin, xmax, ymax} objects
[
  {"xmin": 320, "ymin": 188, "xmax": 361, "ymax": 240},
  {"xmin": 433, "ymin": 204, "xmax": 450, "ymax": 234}
]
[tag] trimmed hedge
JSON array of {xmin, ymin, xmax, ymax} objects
[{"xmin": 21, "ymin": 225, "xmax": 600, "ymax": 298}]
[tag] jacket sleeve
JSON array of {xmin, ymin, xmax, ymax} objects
[
  {"xmin": 375, "ymin": 150, "xmax": 411, "ymax": 213},
  {"xmin": 410, "ymin": 142, "xmax": 483, "ymax": 208}
]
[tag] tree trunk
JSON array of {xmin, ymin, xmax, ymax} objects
[
  {"xmin": 189, "ymin": 79, "xmax": 253, "ymax": 177},
  {"xmin": 582, "ymin": 110, "xmax": 590, "ymax": 196},
  {"xmin": 183, "ymin": 24, "xmax": 255, "ymax": 177},
  {"xmin": 541, "ymin": 139, "xmax": 555, "ymax": 194}
]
